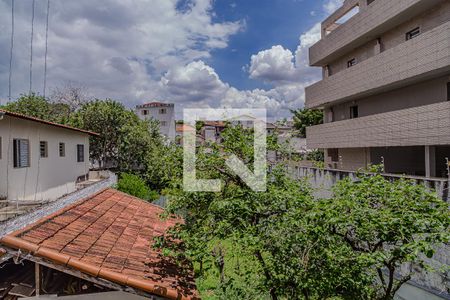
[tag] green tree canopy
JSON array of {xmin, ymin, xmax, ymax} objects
[
  {"xmin": 1, "ymin": 93, "xmax": 71, "ymax": 123},
  {"xmin": 319, "ymin": 169, "xmax": 450, "ymax": 300},
  {"xmin": 158, "ymin": 126, "xmax": 372, "ymax": 299},
  {"xmin": 291, "ymin": 108, "xmax": 323, "ymax": 138},
  {"xmin": 69, "ymin": 99, "xmax": 162, "ymax": 173}
]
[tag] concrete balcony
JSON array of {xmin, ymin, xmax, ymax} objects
[
  {"xmin": 306, "ymin": 101, "xmax": 450, "ymax": 149},
  {"xmin": 309, "ymin": 0, "xmax": 445, "ymax": 66},
  {"xmin": 305, "ymin": 21, "xmax": 450, "ymax": 109}
]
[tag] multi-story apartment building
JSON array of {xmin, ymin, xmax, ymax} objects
[
  {"xmin": 305, "ymin": 0, "xmax": 450, "ymax": 178},
  {"xmin": 136, "ymin": 102, "xmax": 176, "ymax": 140}
]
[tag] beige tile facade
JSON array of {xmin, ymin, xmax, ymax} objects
[
  {"xmin": 306, "ymin": 21, "xmax": 450, "ymax": 109},
  {"xmin": 309, "ymin": 0, "xmax": 446, "ymax": 66},
  {"xmin": 307, "ymin": 101, "xmax": 450, "ymax": 149}
]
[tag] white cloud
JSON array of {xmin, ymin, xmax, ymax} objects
[
  {"xmin": 249, "ymin": 45, "xmax": 297, "ymax": 84},
  {"xmin": 323, "ymin": 0, "xmax": 344, "ymax": 14},
  {"xmin": 0, "ymin": 0, "xmax": 241, "ymax": 107},
  {"xmin": 160, "ymin": 61, "xmax": 229, "ymax": 105},
  {"xmin": 0, "ymin": 0, "xmax": 330, "ymax": 120}
]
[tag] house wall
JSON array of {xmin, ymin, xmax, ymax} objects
[
  {"xmin": 0, "ymin": 116, "xmax": 90, "ymax": 201},
  {"xmin": 136, "ymin": 105, "xmax": 176, "ymax": 140}
]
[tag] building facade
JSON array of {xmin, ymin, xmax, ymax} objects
[
  {"xmin": 0, "ymin": 110, "xmax": 95, "ymax": 201},
  {"xmin": 136, "ymin": 102, "xmax": 176, "ymax": 140},
  {"xmin": 305, "ymin": 0, "xmax": 450, "ymax": 177}
]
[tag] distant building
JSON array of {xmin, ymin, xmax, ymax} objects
[
  {"xmin": 305, "ymin": 0, "xmax": 450, "ymax": 177},
  {"xmin": 136, "ymin": 102, "xmax": 176, "ymax": 140},
  {"xmin": 0, "ymin": 109, "xmax": 97, "ymax": 201}
]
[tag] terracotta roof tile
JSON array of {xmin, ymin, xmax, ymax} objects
[{"xmin": 0, "ymin": 189, "xmax": 198, "ymax": 300}]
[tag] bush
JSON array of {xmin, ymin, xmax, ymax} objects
[{"xmin": 116, "ymin": 173, "xmax": 158, "ymax": 201}]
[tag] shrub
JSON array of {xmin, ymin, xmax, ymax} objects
[{"xmin": 116, "ymin": 173, "xmax": 158, "ymax": 201}]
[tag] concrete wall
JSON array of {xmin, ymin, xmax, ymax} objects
[
  {"xmin": 328, "ymin": 76, "xmax": 449, "ymax": 122},
  {"xmin": 325, "ymin": 148, "xmax": 370, "ymax": 171},
  {"xmin": 0, "ymin": 116, "xmax": 90, "ymax": 201},
  {"xmin": 136, "ymin": 105, "xmax": 176, "ymax": 140},
  {"xmin": 305, "ymin": 21, "xmax": 450, "ymax": 109},
  {"xmin": 309, "ymin": 0, "xmax": 445, "ymax": 66}
]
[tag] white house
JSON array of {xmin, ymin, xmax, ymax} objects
[
  {"xmin": 135, "ymin": 102, "xmax": 176, "ymax": 140},
  {"xmin": 0, "ymin": 109, "xmax": 97, "ymax": 201}
]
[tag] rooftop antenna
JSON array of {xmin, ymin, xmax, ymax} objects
[
  {"xmin": 29, "ymin": 0, "xmax": 36, "ymax": 95},
  {"xmin": 7, "ymin": 0, "xmax": 15, "ymax": 104}
]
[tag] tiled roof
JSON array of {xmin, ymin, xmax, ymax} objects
[
  {"xmin": 176, "ymin": 124, "xmax": 195, "ymax": 132},
  {"xmin": 0, "ymin": 109, "xmax": 99, "ymax": 136},
  {"xmin": 0, "ymin": 189, "xmax": 198, "ymax": 300}
]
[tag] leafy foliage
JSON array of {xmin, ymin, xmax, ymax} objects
[
  {"xmin": 291, "ymin": 108, "xmax": 323, "ymax": 138},
  {"xmin": 159, "ymin": 126, "xmax": 373, "ymax": 299},
  {"xmin": 319, "ymin": 169, "xmax": 450, "ymax": 299},
  {"xmin": 68, "ymin": 99, "xmax": 160, "ymax": 172},
  {"xmin": 116, "ymin": 173, "xmax": 158, "ymax": 201},
  {"xmin": 1, "ymin": 93, "xmax": 71, "ymax": 123}
]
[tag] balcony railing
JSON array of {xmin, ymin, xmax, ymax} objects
[
  {"xmin": 309, "ymin": 0, "xmax": 445, "ymax": 66},
  {"xmin": 305, "ymin": 21, "xmax": 450, "ymax": 109},
  {"xmin": 306, "ymin": 101, "xmax": 450, "ymax": 149}
]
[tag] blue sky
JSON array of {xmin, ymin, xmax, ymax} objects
[
  {"xmin": 0, "ymin": 0, "xmax": 342, "ymax": 119},
  {"xmin": 210, "ymin": 0, "xmax": 326, "ymax": 90}
]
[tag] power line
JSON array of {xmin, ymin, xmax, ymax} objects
[
  {"xmin": 29, "ymin": 0, "xmax": 36, "ymax": 95},
  {"xmin": 8, "ymin": 0, "xmax": 15, "ymax": 103},
  {"xmin": 43, "ymin": 0, "xmax": 50, "ymax": 99}
]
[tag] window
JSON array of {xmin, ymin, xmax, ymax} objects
[
  {"xmin": 13, "ymin": 139, "xmax": 30, "ymax": 168},
  {"xmin": 350, "ymin": 106, "xmax": 359, "ymax": 119},
  {"xmin": 77, "ymin": 144, "xmax": 85, "ymax": 163},
  {"xmin": 447, "ymin": 82, "xmax": 450, "ymax": 101},
  {"xmin": 142, "ymin": 110, "xmax": 148, "ymax": 116},
  {"xmin": 160, "ymin": 121, "xmax": 167, "ymax": 127},
  {"xmin": 59, "ymin": 142, "xmax": 66, "ymax": 157},
  {"xmin": 159, "ymin": 108, "xmax": 167, "ymax": 114},
  {"xmin": 347, "ymin": 58, "xmax": 357, "ymax": 68},
  {"xmin": 40, "ymin": 141, "xmax": 48, "ymax": 158},
  {"xmin": 328, "ymin": 149, "xmax": 339, "ymax": 162},
  {"xmin": 406, "ymin": 27, "xmax": 420, "ymax": 40}
]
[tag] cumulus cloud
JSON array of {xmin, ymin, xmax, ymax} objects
[
  {"xmin": 243, "ymin": 22, "xmax": 321, "ymax": 115},
  {"xmin": 0, "ymin": 0, "xmax": 241, "ymax": 106},
  {"xmin": 160, "ymin": 61, "xmax": 229, "ymax": 104},
  {"xmin": 0, "ymin": 0, "xmax": 333, "ymax": 119},
  {"xmin": 249, "ymin": 45, "xmax": 297, "ymax": 84}
]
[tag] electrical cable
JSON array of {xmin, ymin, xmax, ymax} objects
[
  {"xmin": 29, "ymin": 0, "xmax": 36, "ymax": 94},
  {"xmin": 8, "ymin": 0, "xmax": 15, "ymax": 103},
  {"xmin": 43, "ymin": 0, "xmax": 50, "ymax": 98}
]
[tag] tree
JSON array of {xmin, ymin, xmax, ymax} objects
[
  {"xmin": 69, "ymin": 99, "xmax": 157, "ymax": 171},
  {"xmin": 116, "ymin": 173, "xmax": 158, "ymax": 201},
  {"xmin": 50, "ymin": 81, "xmax": 91, "ymax": 113},
  {"xmin": 158, "ymin": 126, "xmax": 371, "ymax": 299},
  {"xmin": 1, "ymin": 93, "xmax": 70, "ymax": 123},
  {"xmin": 319, "ymin": 168, "xmax": 450, "ymax": 300},
  {"xmin": 291, "ymin": 108, "xmax": 323, "ymax": 138}
]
